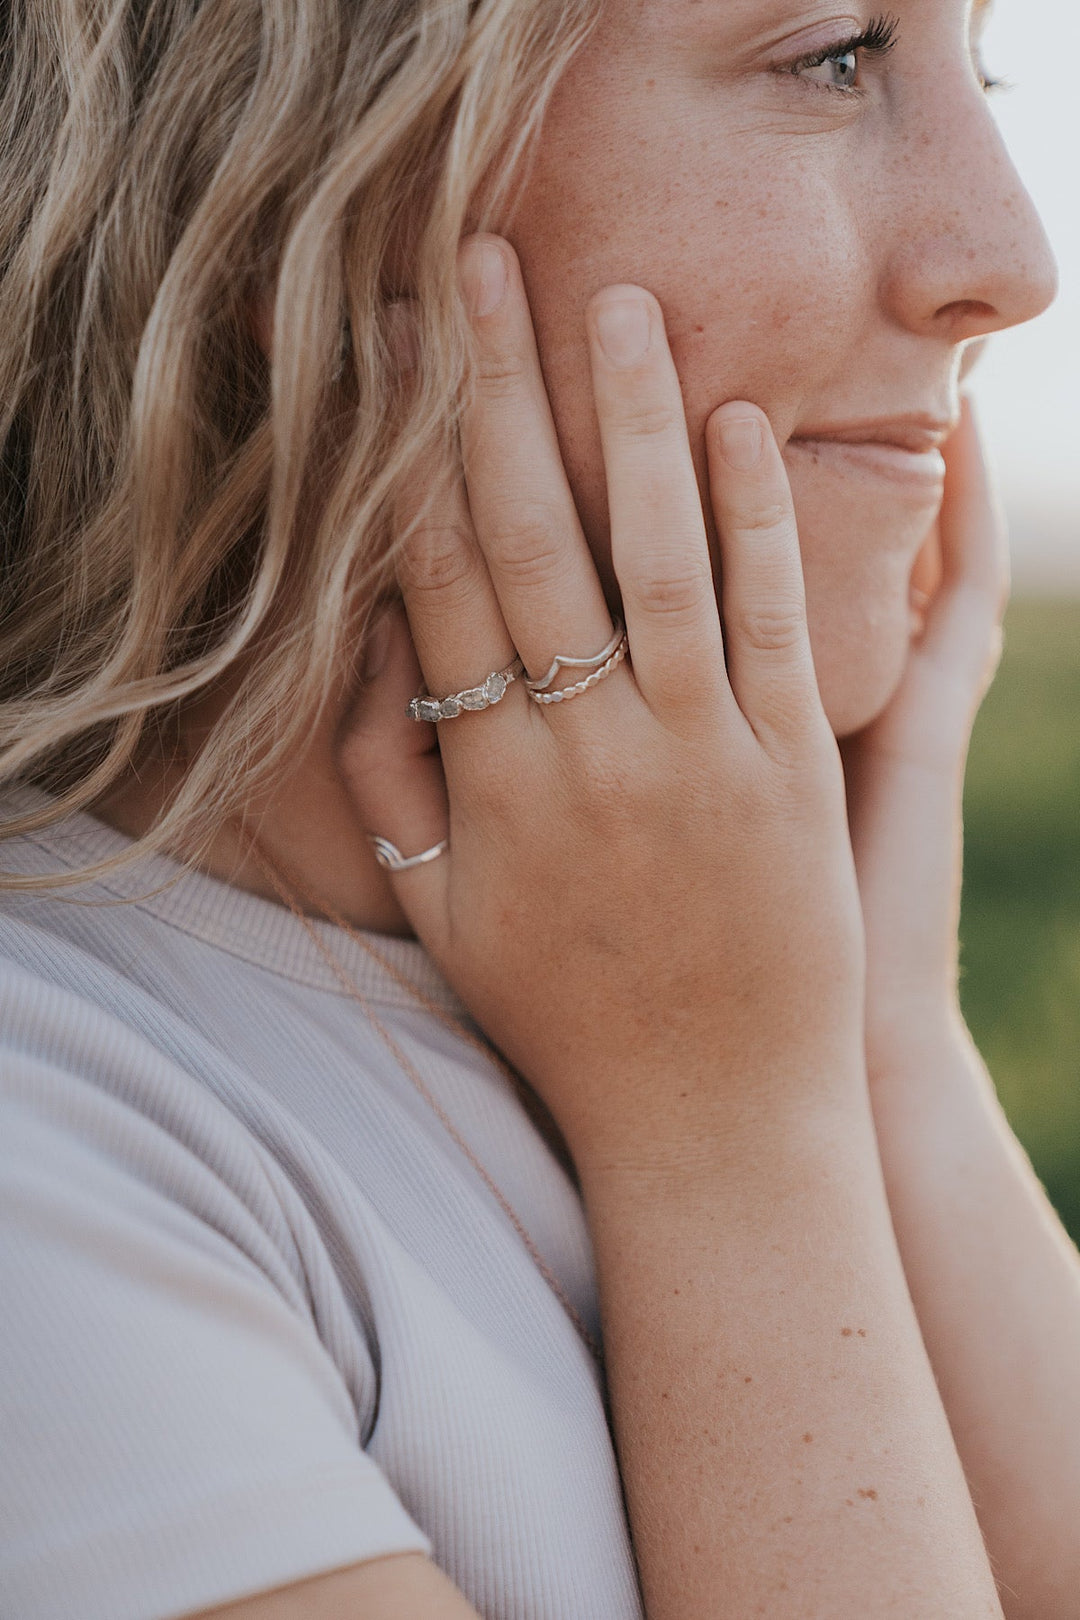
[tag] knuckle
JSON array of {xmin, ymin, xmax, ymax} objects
[
  {"xmin": 614, "ymin": 399, "xmax": 681, "ymax": 442},
  {"xmin": 484, "ymin": 499, "xmax": 566, "ymax": 585},
  {"xmin": 728, "ymin": 498, "xmax": 792, "ymax": 537},
  {"xmin": 730, "ymin": 600, "xmax": 806, "ymax": 653},
  {"xmin": 396, "ymin": 523, "xmax": 479, "ymax": 596},
  {"xmin": 630, "ymin": 565, "xmax": 710, "ymax": 621},
  {"xmin": 475, "ymin": 350, "xmax": 532, "ymax": 401}
]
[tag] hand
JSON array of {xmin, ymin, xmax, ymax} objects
[
  {"xmin": 339, "ymin": 235, "xmax": 865, "ymax": 1168},
  {"xmin": 839, "ymin": 401, "xmax": 1009, "ymax": 1069}
]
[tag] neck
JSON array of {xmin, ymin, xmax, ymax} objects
[{"xmin": 94, "ymin": 702, "xmax": 414, "ymax": 939}]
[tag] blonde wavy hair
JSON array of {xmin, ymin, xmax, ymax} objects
[{"xmin": 0, "ymin": 0, "xmax": 599, "ymax": 886}]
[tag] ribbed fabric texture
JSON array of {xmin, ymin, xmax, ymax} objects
[{"xmin": 0, "ymin": 791, "xmax": 643, "ymax": 1620}]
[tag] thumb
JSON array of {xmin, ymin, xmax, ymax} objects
[
  {"xmin": 917, "ymin": 397, "xmax": 1009, "ymax": 700},
  {"xmin": 337, "ymin": 601, "xmax": 451, "ymax": 948}
]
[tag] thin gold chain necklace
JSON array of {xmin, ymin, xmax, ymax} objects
[{"xmin": 242, "ymin": 832, "xmax": 604, "ymax": 1369}]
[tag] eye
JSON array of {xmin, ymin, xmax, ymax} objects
[
  {"xmin": 786, "ymin": 14, "xmax": 900, "ymax": 97},
  {"xmin": 799, "ymin": 47, "xmax": 859, "ymax": 92}
]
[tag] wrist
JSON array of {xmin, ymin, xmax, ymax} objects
[
  {"xmin": 864, "ymin": 1004, "xmax": 999, "ymax": 1132},
  {"xmin": 570, "ymin": 1052, "xmax": 873, "ymax": 1201},
  {"xmin": 864, "ymin": 992, "xmax": 968, "ymax": 1080}
]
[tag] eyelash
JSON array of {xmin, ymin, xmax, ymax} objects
[
  {"xmin": 786, "ymin": 14, "xmax": 1005, "ymax": 98},
  {"xmin": 977, "ymin": 65, "xmax": 1006, "ymax": 95},
  {"xmin": 786, "ymin": 12, "xmax": 900, "ymax": 94}
]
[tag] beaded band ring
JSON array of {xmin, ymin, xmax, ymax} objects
[{"xmin": 525, "ymin": 620, "xmax": 629, "ymax": 706}]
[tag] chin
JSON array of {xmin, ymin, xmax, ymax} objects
[
  {"xmin": 811, "ymin": 593, "xmax": 914, "ymax": 738},
  {"xmin": 786, "ymin": 464, "xmax": 938, "ymax": 739}
]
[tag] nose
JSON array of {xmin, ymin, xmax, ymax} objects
[{"xmin": 880, "ymin": 82, "xmax": 1059, "ymax": 345}]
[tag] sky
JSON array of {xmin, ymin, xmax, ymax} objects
[{"xmin": 969, "ymin": 0, "xmax": 1080, "ymax": 592}]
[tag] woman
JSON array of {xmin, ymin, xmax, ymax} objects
[{"xmin": 1, "ymin": 0, "xmax": 1078, "ymax": 1616}]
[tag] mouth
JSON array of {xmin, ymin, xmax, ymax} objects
[{"xmin": 785, "ymin": 416, "xmax": 954, "ymax": 496}]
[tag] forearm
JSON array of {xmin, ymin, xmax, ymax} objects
[
  {"xmin": 577, "ymin": 1078, "xmax": 1003, "ymax": 1620},
  {"xmin": 869, "ymin": 1011, "xmax": 1080, "ymax": 1620}
]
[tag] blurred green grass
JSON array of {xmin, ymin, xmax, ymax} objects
[{"xmin": 961, "ymin": 597, "xmax": 1080, "ymax": 1244}]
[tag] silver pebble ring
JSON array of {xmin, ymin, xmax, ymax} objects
[{"xmin": 406, "ymin": 656, "xmax": 525, "ymax": 723}]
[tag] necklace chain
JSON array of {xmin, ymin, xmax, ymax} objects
[{"xmin": 243, "ymin": 833, "xmax": 604, "ymax": 1367}]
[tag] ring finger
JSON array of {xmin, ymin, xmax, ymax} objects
[{"xmin": 394, "ymin": 428, "xmax": 528, "ymax": 768}]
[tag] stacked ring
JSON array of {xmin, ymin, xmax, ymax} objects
[{"xmin": 524, "ymin": 619, "xmax": 628, "ymax": 706}]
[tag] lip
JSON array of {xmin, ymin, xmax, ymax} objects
[{"xmin": 785, "ymin": 418, "xmax": 953, "ymax": 494}]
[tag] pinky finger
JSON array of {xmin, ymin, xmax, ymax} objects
[{"xmin": 336, "ymin": 602, "xmax": 452, "ymax": 951}]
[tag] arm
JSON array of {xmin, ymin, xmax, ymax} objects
[
  {"xmin": 340, "ymin": 240, "xmax": 1004, "ymax": 1615},
  {"xmin": 193, "ymin": 1554, "xmax": 482, "ymax": 1618},
  {"xmin": 578, "ymin": 1083, "xmax": 1004, "ymax": 1620},
  {"xmin": 870, "ymin": 1015, "xmax": 1080, "ymax": 1620},
  {"xmin": 842, "ymin": 404, "xmax": 1080, "ymax": 1619}
]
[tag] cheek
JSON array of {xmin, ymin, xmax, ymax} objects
[
  {"xmin": 506, "ymin": 82, "xmax": 919, "ymax": 736},
  {"xmin": 510, "ymin": 123, "xmax": 863, "ymax": 541}
]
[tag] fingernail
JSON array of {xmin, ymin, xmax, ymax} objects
[
  {"xmin": 593, "ymin": 298, "xmax": 651, "ymax": 366},
  {"xmin": 717, "ymin": 413, "xmax": 763, "ymax": 470},
  {"xmin": 362, "ymin": 612, "xmax": 393, "ymax": 682},
  {"xmin": 459, "ymin": 239, "xmax": 507, "ymax": 318}
]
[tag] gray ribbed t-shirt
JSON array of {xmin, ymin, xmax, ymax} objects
[{"xmin": 0, "ymin": 792, "xmax": 642, "ymax": 1620}]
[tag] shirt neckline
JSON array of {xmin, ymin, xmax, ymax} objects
[{"xmin": 0, "ymin": 785, "xmax": 465, "ymax": 1015}]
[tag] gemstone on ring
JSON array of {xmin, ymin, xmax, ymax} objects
[{"xmin": 406, "ymin": 656, "xmax": 525, "ymax": 724}]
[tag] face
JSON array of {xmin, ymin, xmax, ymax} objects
[{"xmin": 499, "ymin": 0, "xmax": 1057, "ymax": 734}]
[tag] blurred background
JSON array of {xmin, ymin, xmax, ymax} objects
[{"xmin": 962, "ymin": 0, "xmax": 1079, "ymax": 1239}]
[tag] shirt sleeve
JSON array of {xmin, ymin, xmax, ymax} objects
[{"xmin": 0, "ymin": 1044, "xmax": 431, "ymax": 1620}]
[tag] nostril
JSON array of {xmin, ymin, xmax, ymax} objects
[{"xmin": 937, "ymin": 299, "xmax": 998, "ymax": 323}]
